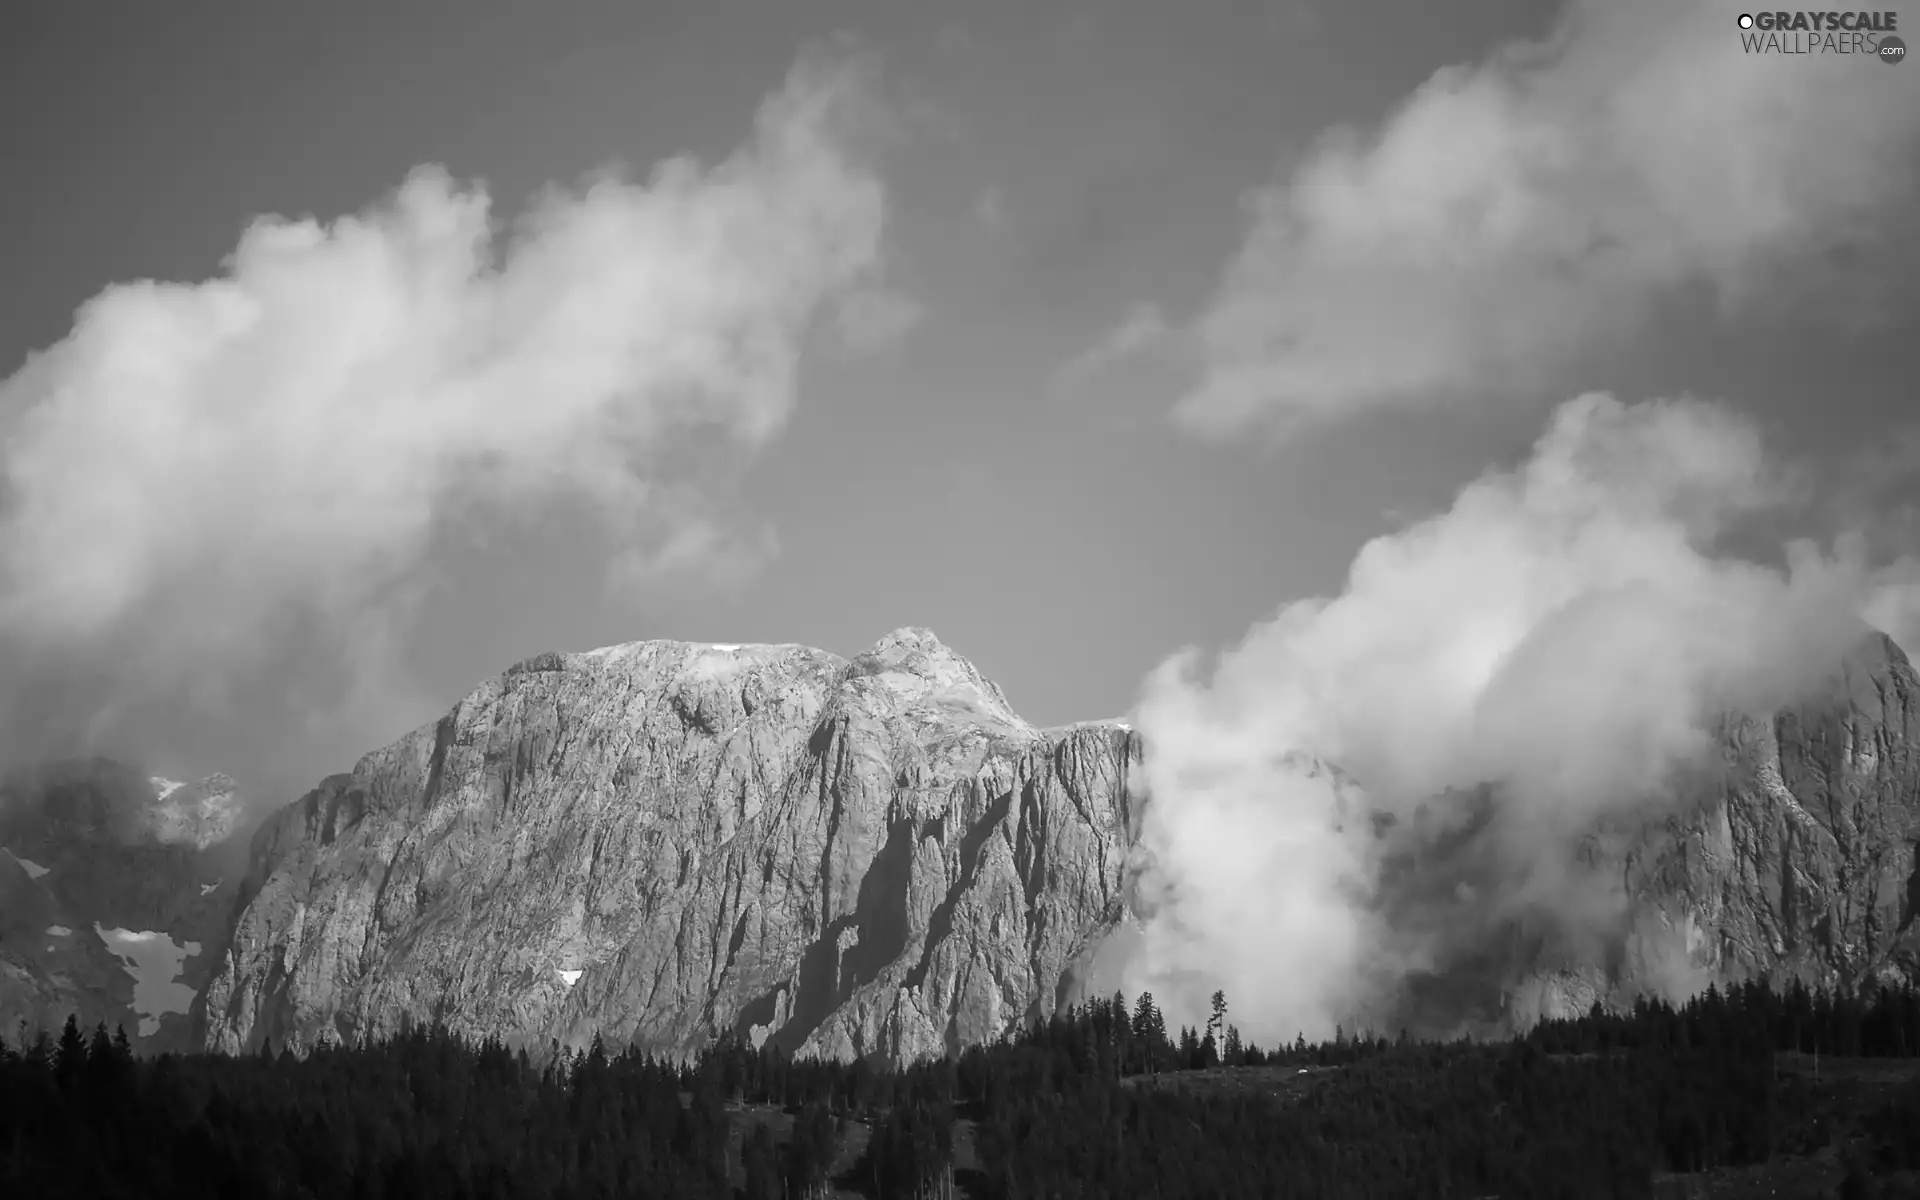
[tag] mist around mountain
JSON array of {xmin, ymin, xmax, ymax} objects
[
  {"xmin": 0, "ymin": 761, "xmax": 261, "ymax": 1053},
  {"xmin": 5, "ymin": 619, "xmax": 1919, "ymax": 1075}
]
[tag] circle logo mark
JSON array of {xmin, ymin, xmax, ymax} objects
[
  {"xmin": 1882, "ymin": 35, "xmax": 1908, "ymax": 63},
  {"xmin": 1737, "ymin": 13, "xmax": 1755, "ymax": 29}
]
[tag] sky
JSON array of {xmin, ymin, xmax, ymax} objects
[{"xmin": 1, "ymin": 0, "xmax": 1916, "ymax": 826}]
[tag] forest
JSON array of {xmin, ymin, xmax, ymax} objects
[{"xmin": 4, "ymin": 978, "xmax": 1920, "ymax": 1199}]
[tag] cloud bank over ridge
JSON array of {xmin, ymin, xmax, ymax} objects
[
  {"xmin": 1120, "ymin": 392, "xmax": 1920, "ymax": 1043},
  {"xmin": 0, "ymin": 48, "xmax": 900, "ymax": 791},
  {"xmin": 1093, "ymin": 0, "xmax": 1920, "ymax": 1047}
]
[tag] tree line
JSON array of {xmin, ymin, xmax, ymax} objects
[{"xmin": 3, "ymin": 977, "xmax": 1918, "ymax": 1197}]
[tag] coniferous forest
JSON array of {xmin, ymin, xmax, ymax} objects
[{"xmin": 5, "ymin": 980, "xmax": 1920, "ymax": 1199}]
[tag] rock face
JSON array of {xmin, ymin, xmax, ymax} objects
[
  {"xmin": 1401, "ymin": 633, "xmax": 1920, "ymax": 1032},
  {"xmin": 1620, "ymin": 631, "xmax": 1920, "ymax": 995},
  {"xmin": 0, "ymin": 760, "xmax": 250, "ymax": 1050},
  {"xmin": 203, "ymin": 629, "xmax": 1139, "ymax": 1064},
  {"xmin": 80, "ymin": 625, "xmax": 1917, "ymax": 1063}
]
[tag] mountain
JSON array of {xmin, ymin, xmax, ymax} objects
[
  {"xmin": 0, "ymin": 760, "xmax": 250, "ymax": 1050},
  {"xmin": 1606, "ymin": 631, "xmax": 1920, "ymax": 1000},
  {"xmin": 201, "ymin": 628, "xmax": 1139, "ymax": 1063},
  {"xmin": 9, "ymin": 627, "xmax": 1916, "ymax": 1066},
  {"xmin": 1365, "ymin": 631, "xmax": 1920, "ymax": 1035}
]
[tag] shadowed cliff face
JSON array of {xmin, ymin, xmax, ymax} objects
[
  {"xmin": 0, "ymin": 760, "xmax": 251, "ymax": 1050},
  {"xmin": 1361, "ymin": 633, "xmax": 1920, "ymax": 1038},
  {"xmin": 1622, "ymin": 633, "xmax": 1920, "ymax": 991},
  {"xmin": 201, "ymin": 628, "xmax": 1140, "ymax": 1064}
]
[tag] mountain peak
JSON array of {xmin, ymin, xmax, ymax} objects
[
  {"xmin": 1848, "ymin": 628, "xmax": 1909, "ymax": 672},
  {"xmin": 855, "ymin": 628, "xmax": 976, "ymax": 682},
  {"xmin": 844, "ymin": 628, "xmax": 1032, "ymax": 735},
  {"xmin": 870, "ymin": 626, "xmax": 946, "ymax": 655}
]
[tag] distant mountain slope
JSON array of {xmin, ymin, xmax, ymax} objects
[
  {"xmin": 0, "ymin": 760, "xmax": 249, "ymax": 1049},
  {"xmin": 1363, "ymin": 632, "xmax": 1920, "ymax": 1035},
  {"xmin": 1617, "ymin": 631, "xmax": 1920, "ymax": 998}
]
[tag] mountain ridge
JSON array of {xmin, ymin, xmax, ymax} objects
[
  {"xmin": 200, "ymin": 627, "xmax": 1140, "ymax": 1064},
  {"xmin": 7, "ymin": 626, "xmax": 1919, "ymax": 1066}
]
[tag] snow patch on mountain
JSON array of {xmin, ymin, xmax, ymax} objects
[
  {"xmin": 3, "ymin": 848, "xmax": 49, "ymax": 879},
  {"xmin": 95, "ymin": 925, "xmax": 202, "ymax": 1036}
]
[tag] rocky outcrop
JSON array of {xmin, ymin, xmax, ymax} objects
[
  {"xmin": 202, "ymin": 629, "xmax": 1140, "ymax": 1064},
  {"xmin": 0, "ymin": 760, "xmax": 250, "ymax": 1050},
  {"xmin": 1411, "ymin": 633, "xmax": 1920, "ymax": 1032},
  {"xmin": 1620, "ymin": 631, "xmax": 1920, "ymax": 993}
]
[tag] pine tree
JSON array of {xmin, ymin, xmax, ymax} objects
[
  {"xmin": 54, "ymin": 1014, "xmax": 87, "ymax": 1085},
  {"xmin": 785, "ymin": 1100, "xmax": 836, "ymax": 1198},
  {"xmin": 742, "ymin": 1122, "xmax": 779, "ymax": 1200},
  {"xmin": 1133, "ymin": 992, "xmax": 1168, "ymax": 1073},
  {"xmin": 83, "ymin": 1022, "xmax": 119, "ymax": 1091}
]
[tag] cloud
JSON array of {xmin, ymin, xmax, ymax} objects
[
  {"xmin": 0, "ymin": 48, "xmax": 897, "ymax": 794},
  {"xmin": 1054, "ymin": 302, "xmax": 1175, "ymax": 393},
  {"xmin": 1119, "ymin": 392, "xmax": 1912, "ymax": 1042},
  {"xmin": 1175, "ymin": 0, "xmax": 1920, "ymax": 439},
  {"xmin": 1825, "ymin": 430, "xmax": 1920, "ymax": 650}
]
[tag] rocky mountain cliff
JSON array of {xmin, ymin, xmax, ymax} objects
[
  {"xmin": 12, "ymin": 627, "xmax": 1916, "ymax": 1066},
  {"xmin": 201, "ymin": 629, "xmax": 1139, "ymax": 1063},
  {"xmin": 1617, "ymin": 631, "xmax": 1920, "ymax": 995},
  {"xmin": 1372, "ymin": 632, "xmax": 1920, "ymax": 1035}
]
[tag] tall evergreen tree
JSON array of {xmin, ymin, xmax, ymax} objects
[{"xmin": 53, "ymin": 1015, "xmax": 86, "ymax": 1085}]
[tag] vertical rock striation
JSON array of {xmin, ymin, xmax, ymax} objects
[
  {"xmin": 1476, "ymin": 633, "xmax": 1920, "ymax": 1027},
  {"xmin": 202, "ymin": 629, "xmax": 1140, "ymax": 1064},
  {"xmin": 190, "ymin": 627, "xmax": 1920, "ymax": 1061},
  {"xmin": 1620, "ymin": 631, "xmax": 1920, "ymax": 993}
]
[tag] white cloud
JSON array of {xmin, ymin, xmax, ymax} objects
[
  {"xmin": 1055, "ymin": 302, "xmax": 1175, "ymax": 392},
  {"xmin": 1121, "ymin": 392, "xmax": 1911, "ymax": 1042},
  {"xmin": 1175, "ymin": 0, "xmax": 1920, "ymax": 438},
  {"xmin": 0, "ymin": 49, "xmax": 897, "ymax": 784}
]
